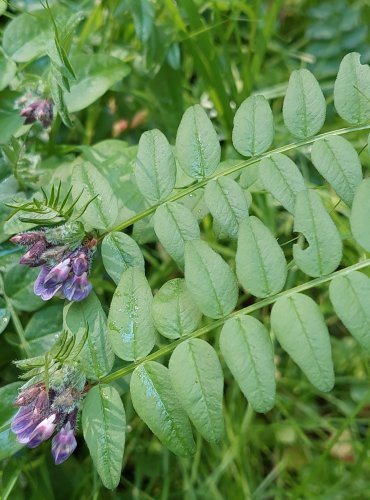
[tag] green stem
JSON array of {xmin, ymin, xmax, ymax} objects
[
  {"xmin": 100, "ymin": 123, "xmax": 370, "ymax": 239},
  {"xmin": 99, "ymin": 258, "xmax": 370, "ymax": 385},
  {"xmin": 0, "ymin": 275, "xmax": 31, "ymax": 357}
]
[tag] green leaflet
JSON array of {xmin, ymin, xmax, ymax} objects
[
  {"xmin": 293, "ymin": 190, "xmax": 342, "ymax": 277},
  {"xmin": 152, "ymin": 278, "xmax": 202, "ymax": 339},
  {"xmin": 0, "ymin": 382, "xmax": 23, "ymax": 460},
  {"xmin": 311, "ymin": 136, "xmax": 362, "ymax": 207},
  {"xmin": 204, "ymin": 177, "xmax": 249, "ymax": 239},
  {"xmin": 259, "ymin": 153, "xmax": 306, "ymax": 213},
  {"xmin": 334, "ymin": 52, "xmax": 370, "ymax": 125},
  {"xmin": 175, "ymin": 104, "xmax": 221, "ymax": 179},
  {"xmin": 3, "ymin": 7, "xmax": 63, "ymax": 62},
  {"xmin": 101, "ymin": 232, "xmax": 144, "ymax": 285},
  {"xmin": 350, "ymin": 178, "xmax": 370, "ymax": 252},
  {"xmin": 64, "ymin": 54, "xmax": 130, "ymax": 112},
  {"xmin": 0, "ymin": 298, "xmax": 10, "ymax": 335},
  {"xmin": 232, "ymin": 95, "xmax": 274, "ymax": 157},
  {"xmin": 128, "ymin": 0, "xmax": 154, "ymax": 42},
  {"xmin": 130, "ymin": 362, "xmax": 196, "ymax": 456},
  {"xmin": 25, "ymin": 303, "xmax": 63, "ymax": 356},
  {"xmin": 169, "ymin": 339, "xmax": 224, "ymax": 442},
  {"xmin": 184, "ymin": 240, "xmax": 238, "ymax": 319},
  {"xmin": 4, "ymin": 265, "xmax": 43, "ymax": 312},
  {"xmin": 0, "ymin": 50, "xmax": 16, "ymax": 91},
  {"xmin": 220, "ymin": 315, "xmax": 275, "ymax": 413},
  {"xmin": 330, "ymin": 272, "xmax": 370, "ymax": 352},
  {"xmin": 71, "ymin": 162, "xmax": 119, "ymax": 230},
  {"xmin": 82, "ymin": 385, "xmax": 126, "ymax": 490},
  {"xmin": 153, "ymin": 202, "xmax": 200, "ymax": 268},
  {"xmin": 271, "ymin": 293, "xmax": 334, "ymax": 392},
  {"xmin": 235, "ymin": 216, "xmax": 287, "ymax": 298},
  {"xmin": 64, "ymin": 292, "xmax": 115, "ymax": 380},
  {"xmin": 107, "ymin": 267, "xmax": 155, "ymax": 361},
  {"xmin": 283, "ymin": 68, "xmax": 326, "ymax": 139},
  {"xmin": 135, "ymin": 129, "xmax": 176, "ymax": 204}
]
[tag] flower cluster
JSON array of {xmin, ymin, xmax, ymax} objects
[
  {"xmin": 11, "ymin": 223, "xmax": 96, "ymax": 302},
  {"xmin": 11, "ymin": 366, "xmax": 86, "ymax": 465},
  {"xmin": 20, "ymin": 98, "xmax": 54, "ymax": 128}
]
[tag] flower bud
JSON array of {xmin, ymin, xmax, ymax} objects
[
  {"xmin": 63, "ymin": 272, "xmax": 92, "ymax": 302},
  {"xmin": 15, "ymin": 383, "xmax": 44, "ymax": 407},
  {"xmin": 20, "ymin": 99, "xmax": 53, "ymax": 128},
  {"xmin": 27, "ymin": 413, "xmax": 57, "ymax": 448},
  {"xmin": 51, "ymin": 421, "xmax": 77, "ymax": 465},
  {"xmin": 11, "ymin": 406, "xmax": 43, "ymax": 444},
  {"xmin": 10, "ymin": 232, "xmax": 45, "ymax": 246},
  {"xmin": 19, "ymin": 240, "xmax": 48, "ymax": 267},
  {"xmin": 44, "ymin": 259, "xmax": 71, "ymax": 287}
]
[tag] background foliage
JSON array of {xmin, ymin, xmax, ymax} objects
[{"xmin": 1, "ymin": 0, "xmax": 370, "ymax": 499}]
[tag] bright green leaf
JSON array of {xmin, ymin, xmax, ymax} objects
[
  {"xmin": 271, "ymin": 293, "xmax": 334, "ymax": 392},
  {"xmin": 65, "ymin": 54, "xmax": 130, "ymax": 112},
  {"xmin": 259, "ymin": 153, "xmax": 306, "ymax": 213},
  {"xmin": 204, "ymin": 177, "xmax": 249, "ymax": 239},
  {"xmin": 130, "ymin": 361, "xmax": 196, "ymax": 456},
  {"xmin": 101, "ymin": 232, "xmax": 144, "ymax": 285},
  {"xmin": 350, "ymin": 178, "xmax": 370, "ymax": 252},
  {"xmin": 4, "ymin": 265, "xmax": 43, "ymax": 312},
  {"xmin": 64, "ymin": 292, "xmax": 115, "ymax": 380},
  {"xmin": 107, "ymin": 267, "xmax": 155, "ymax": 361},
  {"xmin": 220, "ymin": 315, "xmax": 275, "ymax": 412},
  {"xmin": 152, "ymin": 278, "xmax": 202, "ymax": 339},
  {"xmin": 330, "ymin": 271, "xmax": 370, "ymax": 352},
  {"xmin": 71, "ymin": 162, "xmax": 119, "ymax": 230},
  {"xmin": 0, "ymin": 298, "xmax": 10, "ymax": 335},
  {"xmin": 184, "ymin": 240, "xmax": 238, "ymax": 319},
  {"xmin": 135, "ymin": 129, "xmax": 176, "ymax": 204},
  {"xmin": 169, "ymin": 339, "xmax": 224, "ymax": 442},
  {"xmin": 311, "ymin": 136, "xmax": 362, "ymax": 207},
  {"xmin": 153, "ymin": 202, "xmax": 200, "ymax": 268},
  {"xmin": 293, "ymin": 189, "xmax": 342, "ymax": 277},
  {"xmin": 283, "ymin": 69, "xmax": 326, "ymax": 138},
  {"xmin": 334, "ymin": 52, "xmax": 370, "ymax": 124},
  {"xmin": 236, "ymin": 216, "xmax": 287, "ymax": 297},
  {"xmin": 0, "ymin": 50, "xmax": 16, "ymax": 91},
  {"xmin": 232, "ymin": 95, "xmax": 274, "ymax": 157},
  {"xmin": 176, "ymin": 104, "xmax": 220, "ymax": 179},
  {"xmin": 82, "ymin": 385, "xmax": 126, "ymax": 490},
  {"xmin": 25, "ymin": 303, "xmax": 63, "ymax": 355}
]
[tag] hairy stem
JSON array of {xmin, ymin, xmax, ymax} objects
[{"xmin": 99, "ymin": 258, "xmax": 370, "ymax": 384}]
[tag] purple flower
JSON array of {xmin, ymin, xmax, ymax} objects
[
  {"xmin": 20, "ymin": 99, "xmax": 53, "ymax": 128},
  {"xmin": 44, "ymin": 259, "xmax": 71, "ymax": 287},
  {"xmin": 11, "ymin": 404, "xmax": 48, "ymax": 444},
  {"xmin": 27, "ymin": 413, "xmax": 57, "ymax": 448},
  {"xmin": 19, "ymin": 240, "xmax": 48, "ymax": 267},
  {"xmin": 71, "ymin": 249, "xmax": 89, "ymax": 276},
  {"xmin": 34, "ymin": 266, "xmax": 63, "ymax": 300},
  {"xmin": 63, "ymin": 272, "xmax": 92, "ymax": 302},
  {"xmin": 51, "ymin": 422, "xmax": 77, "ymax": 465}
]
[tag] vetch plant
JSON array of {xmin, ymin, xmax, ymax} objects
[{"xmin": 2, "ymin": 41, "xmax": 370, "ymax": 492}]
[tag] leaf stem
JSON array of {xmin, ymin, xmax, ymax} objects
[
  {"xmin": 99, "ymin": 258, "xmax": 370, "ymax": 385},
  {"xmin": 99, "ymin": 123, "xmax": 370, "ymax": 239}
]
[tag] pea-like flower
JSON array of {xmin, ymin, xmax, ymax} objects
[
  {"xmin": 11, "ymin": 367, "xmax": 85, "ymax": 464},
  {"xmin": 10, "ymin": 225, "xmax": 96, "ymax": 303}
]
